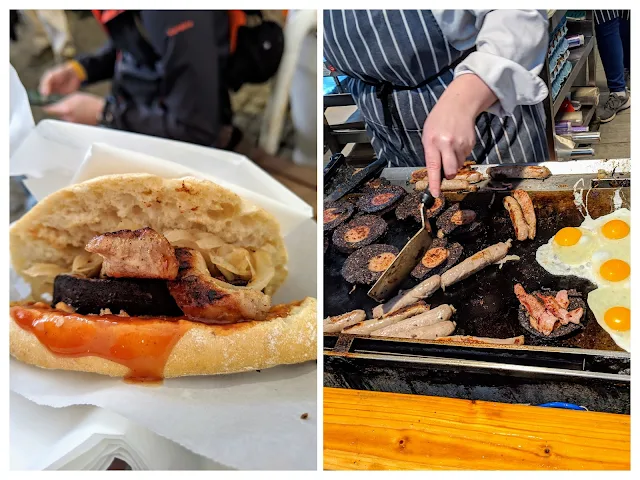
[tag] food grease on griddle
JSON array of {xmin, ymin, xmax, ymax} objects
[
  {"xmin": 395, "ymin": 191, "xmax": 445, "ymax": 222},
  {"xmin": 332, "ymin": 215, "xmax": 387, "ymax": 253},
  {"xmin": 436, "ymin": 204, "xmax": 477, "ymax": 236},
  {"xmin": 357, "ymin": 185, "xmax": 405, "ymax": 214},
  {"xmin": 323, "ymin": 201, "xmax": 355, "ymax": 232},
  {"xmin": 341, "ymin": 244, "xmax": 399, "ymax": 285},
  {"xmin": 411, "ymin": 239, "xmax": 463, "ymax": 279}
]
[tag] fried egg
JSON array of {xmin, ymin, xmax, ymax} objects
[
  {"xmin": 536, "ymin": 227, "xmax": 597, "ymax": 281},
  {"xmin": 587, "ymin": 287, "xmax": 630, "ymax": 352},
  {"xmin": 537, "ymin": 206, "xmax": 630, "ymax": 350},
  {"xmin": 584, "ymin": 208, "xmax": 630, "ymax": 252}
]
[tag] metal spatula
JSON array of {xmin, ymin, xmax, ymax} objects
[{"xmin": 368, "ymin": 192, "xmax": 436, "ymax": 302}]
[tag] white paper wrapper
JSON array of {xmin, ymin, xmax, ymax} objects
[
  {"xmin": 9, "ymin": 123, "xmax": 318, "ymax": 470},
  {"xmin": 11, "ymin": 392, "xmax": 221, "ymax": 470}
]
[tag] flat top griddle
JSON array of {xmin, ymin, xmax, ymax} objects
[{"xmin": 324, "ymin": 174, "xmax": 630, "ymax": 352}]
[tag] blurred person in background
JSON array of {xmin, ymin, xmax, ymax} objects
[
  {"xmin": 22, "ymin": 10, "xmax": 76, "ymax": 61},
  {"xmin": 594, "ymin": 10, "xmax": 630, "ymax": 123},
  {"xmin": 39, "ymin": 10, "xmax": 284, "ymax": 163}
]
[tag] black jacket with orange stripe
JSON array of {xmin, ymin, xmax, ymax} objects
[{"xmin": 75, "ymin": 10, "xmax": 232, "ymax": 147}]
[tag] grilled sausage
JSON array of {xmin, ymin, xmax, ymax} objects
[
  {"xmin": 323, "ymin": 309, "xmax": 366, "ymax": 333},
  {"xmin": 391, "ymin": 320, "xmax": 456, "ymax": 340},
  {"xmin": 372, "ymin": 275, "xmax": 441, "ymax": 318},
  {"xmin": 411, "ymin": 169, "xmax": 483, "ymax": 184},
  {"xmin": 434, "ymin": 335, "xmax": 525, "ymax": 346},
  {"xmin": 512, "ymin": 189, "xmax": 536, "ymax": 240},
  {"xmin": 503, "ymin": 196, "xmax": 529, "ymax": 241},
  {"xmin": 414, "ymin": 179, "xmax": 478, "ymax": 192},
  {"xmin": 371, "ymin": 304, "xmax": 454, "ymax": 337},
  {"xmin": 168, "ymin": 248, "xmax": 270, "ymax": 323},
  {"xmin": 455, "ymin": 171, "xmax": 483, "ymax": 184},
  {"xmin": 440, "ymin": 240, "xmax": 512, "ymax": 289},
  {"xmin": 487, "ymin": 165, "xmax": 551, "ymax": 180},
  {"xmin": 343, "ymin": 302, "xmax": 430, "ymax": 335}
]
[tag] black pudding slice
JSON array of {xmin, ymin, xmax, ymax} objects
[
  {"xmin": 411, "ymin": 239, "xmax": 463, "ymax": 279},
  {"xmin": 332, "ymin": 215, "xmax": 387, "ymax": 254},
  {"xmin": 342, "ymin": 244, "xmax": 400, "ymax": 284},
  {"xmin": 323, "ymin": 201, "xmax": 355, "ymax": 232},
  {"xmin": 357, "ymin": 185, "xmax": 406, "ymax": 214}
]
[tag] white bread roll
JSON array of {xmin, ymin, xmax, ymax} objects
[
  {"xmin": 10, "ymin": 298, "xmax": 317, "ymax": 378},
  {"xmin": 10, "ymin": 174, "xmax": 288, "ymax": 296}
]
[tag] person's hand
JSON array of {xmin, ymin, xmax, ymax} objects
[
  {"xmin": 422, "ymin": 74, "xmax": 498, "ymax": 197},
  {"xmin": 39, "ymin": 63, "xmax": 83, "ymax": 96},
  {"xmin": 43, "ymin": 93, "xmax": 106, "ymax": 125}
]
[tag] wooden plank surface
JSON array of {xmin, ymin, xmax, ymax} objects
[{"xmin": 324, "ymin": 387, "xmax": 630, "ymax": 471}]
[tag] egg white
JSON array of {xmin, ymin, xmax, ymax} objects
[{"xmin": 587, "ymin": 287, "xmax": 630, "ymax": 352}]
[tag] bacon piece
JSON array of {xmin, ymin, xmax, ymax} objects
[
  {"xmin": 514, "ymin": 284, "xmax": 557, "ymax": 336},
  {"xmin": 555, "ymin": 290, "xmax": 570, "ymax": 309},
  {"xmin": 86, "ymin": 227, "xmax": 179, "ymax": 280},
  {"xmin": 536, "ymin": 292, "xmax": 583, "ymax": 325}
]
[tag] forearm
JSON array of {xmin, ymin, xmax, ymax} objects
[
  {"xmin": 75, "ymin": 40, "xmax": 117, "ymax": 84},
  {"xmin": 439, "ymin": 74, "xmax": 498, "ymax": 118}
]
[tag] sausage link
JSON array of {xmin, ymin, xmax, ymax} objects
[
  {"xmin": 372, "ymin": 275, "xmax": 441, "ymax": 318},
  {"xmin": 323, "ymin": 309, "xmax": 366, "ymax": 333},
  {"xmin": 503, "ymin": 196, "xmax": 529, "ymax": 241},
  {"xmin": 371, "ymin": 304, "xmax": 454, "ymax": 337},
  {"xmin": 392, "ymin": 320, "xmax": 456, "ymax": 340},
  {"xmin": 512, "ymin": 189, "xmax": 536, "ymax": 239},
  {"xmin": 440, "ymin": 240, "xmax": 512, "ymax": 289},
  {"xmin": 487, "ymin": 165, "xmax": 551, "ymax": 180}
]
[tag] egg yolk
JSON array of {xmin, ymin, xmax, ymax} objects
[
  {"xmin": 599, "ymin": 259, "xmax": 631, "ymax": 282},
  {"xmin": 604, "ymin": 306, "xmax": 631, "ymax": 332},
  {"xmin": 554, "ymin": 227, "xmax": 582, "ymax": 246},
  {"xmin": 602, "ymin": 219, "xmax": 630, "ymax": 240}
]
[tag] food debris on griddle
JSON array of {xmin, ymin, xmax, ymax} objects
[
  {"xmin": 332, "ymin": 215, "xmax": 387, "ymax": 253},
  {"xmin": 363, "ymin": 177, "xmax": 391, "ymax": 191},
  {"xmin": 411, "ymin": 239, "xmax": 463, "ymax": 279},
  {"xmin": 396, "ymin": 191, "xmax": 445, "ymax": 222},
  {"xmin": 356, "ymin": 185, "xmax": 405, "ymax": 214},
  {"xmin": 341, "ymin": 244, "xmax": 399, "ymax": 284},
  {"xmin": 436, "ymin": 204, "xmax": 477, "ymax": 236},
  {"xmin": 323, "ymin": 201, "xmax": 355, "ymax": 232}
]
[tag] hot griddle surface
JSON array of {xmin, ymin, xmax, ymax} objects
[{"xmin": 324, "ymin": 188, "xmax": 628, "ymax": 351}]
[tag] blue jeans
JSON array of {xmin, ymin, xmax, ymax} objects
[{"xmin": 595, "ymin": 16, "xmax": 630, "ymax": 92}]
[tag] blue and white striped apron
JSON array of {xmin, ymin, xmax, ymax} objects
[{"xmin": 323, "ymin": 10, "xmax": 549, "ymax": 167}]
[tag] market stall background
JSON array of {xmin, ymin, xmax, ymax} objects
[{"xmin": 10, "ymin": 10, "xmax": 317, "ymax": 223}]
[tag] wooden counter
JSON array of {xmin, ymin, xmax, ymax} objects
[{"xmin": 324, "ymin": 387, "xmax": 630, "ymax": 470}]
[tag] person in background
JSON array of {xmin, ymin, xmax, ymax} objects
[
  {"xmin": 323, "ymin": 10, "xmax": 549, "ymax": 196},
  {"xmin": 10, "ymin": 64, "xmax": 37, "ymax": 220},
  {"xmin": 594, "ymin": 10, "xmax": 630, "ymax": 123},
  {"xmin": 22, "ymin": 10, "xmax": 76, "ymax": 61},
  {"xmin": 39, "ymin": 10, "xmax": 256, "ymax": 158}
]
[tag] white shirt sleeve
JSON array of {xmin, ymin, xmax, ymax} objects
[
  {"xmin": 432, "ymin": 10, "xmax": 549, "ymax": 117},
  {"xmin": 10, "ymin": 64, "xmax": 35, "ymax": 158}
]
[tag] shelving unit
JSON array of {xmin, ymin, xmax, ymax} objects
[{"xmin": 541, "ymin": 10, "xmax": 597, "ymax": 160}]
